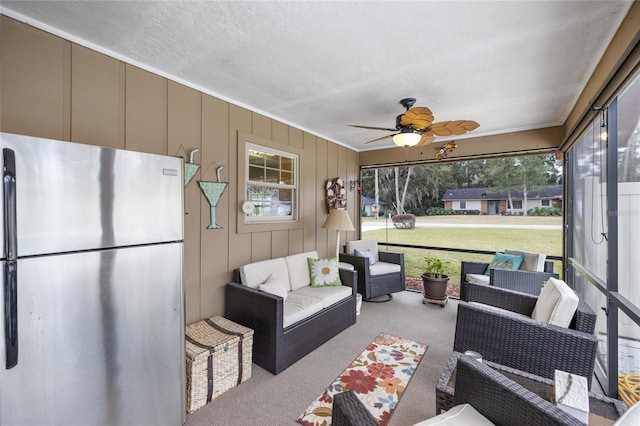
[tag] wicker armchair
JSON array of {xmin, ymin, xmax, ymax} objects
[
  {"xmin": 454, "ymin": 284, "xmax": 598, "ymax": 389},
  {"xmin": 339, "ymin": 240, "xmax": 405, "ymax": 302},
  {"xmin": 460, "ymin": 257, "xmax": 557, "ymax": 300},
  {"xmin": 332, "ymin": 356, "xmax": 582, "ymax": 426}
]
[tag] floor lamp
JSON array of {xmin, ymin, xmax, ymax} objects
[{"xmin": 322, "ymin": 209, "xmax": 355, "ymax": 258}]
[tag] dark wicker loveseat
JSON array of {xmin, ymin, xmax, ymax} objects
[
  {"xmin": 454, "ymin": 284, "xmax": 598, "ymax": 389},
  {"xmin": 332, "ymin": 356, "xmax": 584, "ymax": 426},
  {"xmin": 225, "ymin": 267, "xmax": 357, "ymax": 375}
]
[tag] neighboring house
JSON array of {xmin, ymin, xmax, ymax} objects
[
  {"xmin": 360, "ymin": 195, "xmax": 388, "ymax": 216},
  {"xmin": 442, "ymin": 186, "xmax": 563, "ymax": 215}
]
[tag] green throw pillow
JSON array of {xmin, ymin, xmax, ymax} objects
[
  {"xmin": 484, "ymin": 252, "xmax": 524, "ymax": 276},
  {"xmin": 308, "ymin": 257, "xmax": 342, "ymax": 287}
]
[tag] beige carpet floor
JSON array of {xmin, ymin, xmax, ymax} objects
[{"xmin": 185, "ymin": 290, "xmax": 458, "ymax": 426}]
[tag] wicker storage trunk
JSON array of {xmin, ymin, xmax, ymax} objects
[{"xmin": 185, "ymin": 316, "xmax": 253, "ymax": 413}]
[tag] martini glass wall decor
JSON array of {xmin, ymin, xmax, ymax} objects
[
  {"xmin": 199, "ymin": 165, "xmax": 227, "ymax": 229},
  {"xmin": 184, "ymin": 148, "xmax": 200, "ymax": 187}
]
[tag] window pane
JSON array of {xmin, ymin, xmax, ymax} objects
[
  {"xmin": 618, "ymin": 310, "xmax": 640, "ymax": 408},
  {"xmin": 249, "ymin": 165, "xmax": 263, "ymax": 182},
  {"xmin": 571, "ymin": 268, "xmax": 609, "ymax": 374},
  {"xmin": 265, "ymin": 153, "xmax": 278, "ymax": 169},
  {"xmin": 280, "ymin": 171, "xmax": 293, "ymax": 185},
  {"xmin": 616, "ymin": 72, "xmax": 640, "ymax": 305},
  {"xmin": 265, "ymin": 168, "xmax": 279, "ymax": 183},
  {"xmin": 249, "ymin": 151, "xmax": 264, "ymax": 167},
  {"xmin": 571, "ymin": 116, "xmax": 608, "ymax": 282}
]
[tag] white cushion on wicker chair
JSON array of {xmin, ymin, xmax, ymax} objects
[
  {"xmin": 369, "ymin": 262, "xmax": 401, "ymax": 276},
  {"xmin": 414, "ymin": 403, "xmax": 495, "ymax": 425},
  {"xmin": 531, "ymin": 277, "xmax": 579, "ymax": 328},
  {"xmin": 466, "ymin": 273, "xmax": 491, "ymax": 285},
  {"xmin": 346, "ymin": 240, "xmax": 379, "ymax": 261},
  {"xmin": 505, "ymin": 249, "xmax": 547, "ymax": 272}
]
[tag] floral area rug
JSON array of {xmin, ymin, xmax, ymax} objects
[{"xmin": 296, "ymin": 333, "xmax": 428, "ymax": 426}]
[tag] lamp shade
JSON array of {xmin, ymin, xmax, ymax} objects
[
  {"xmin": 322, "ymin": 209, "xmax": 355, "ymax": 231},
  {"xmin": 393, "ymin": 132, "xmax": 422, "ymax": 147}
]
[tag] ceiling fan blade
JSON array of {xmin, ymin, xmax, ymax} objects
[
  {"xmin": 363, "ymin": 133, "xmax": 397, "ymax": 144},
  {"xmin": 416, "ymin": 134, "xmax": 435, "ymax": 146},
  {"xmin": 400, "ymin": 107, "xmax": 434, "ymax": 130},
  {"xmin": 430, "ymin": 120, "xmax": 480, "ymax": 136},
  {"xmin": 348, "ymin": 124, "xmax": 398, "ymax": 132}
]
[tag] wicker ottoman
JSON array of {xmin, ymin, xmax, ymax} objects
[{"xmin": 185, "ymin": 316, "xmax": 253, "ymax": 413}]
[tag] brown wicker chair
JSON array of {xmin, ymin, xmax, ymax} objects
[
  {"xmin": 460, "ymin": 256, "xmax": 557, "ymax": 300},
  {"xmin": 454, "ymin": 284, "xmax": 598, "ymax": 389},
  {"xmin": 332, "ymin": 356, "xmax": 584, "ymax": 426}
]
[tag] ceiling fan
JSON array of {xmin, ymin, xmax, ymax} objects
[{"xmin": 349, "ymin": 98, "xmax": 480, "ymax": 147}]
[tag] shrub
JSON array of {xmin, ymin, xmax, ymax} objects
[
  {"xmin": 527, "ymin": 206, "xmax": 563, "ymax": 216},
  {"xmin": 453, "ymin": 209, "xmax": 481, "ymax": 215},
  {"xmin": 391, "ymin": 213, "xmax": 416, "ymax": 229},
  {"xmin": 425, "ymin": 207, "xmax": 454, "ymax": 216}
]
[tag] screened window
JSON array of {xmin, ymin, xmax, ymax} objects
[
  {"xmin": 459, "ymin": 200, "xmax": 466, "ymax": 209},
  {"xmin": 541, "ymin": 199, "xmax": 550, "ymax": 207},
  {"xmin": 245, "ymin": 143, "xmax": 298, "ymax": 222},
  {"xmin": 512, "ymin": 200, "xmax": 523, "ymax": 209}
]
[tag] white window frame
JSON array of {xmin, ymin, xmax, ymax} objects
[{"xmin": 244, "ymin": 142, "xmax": 298, "ymax": 223}]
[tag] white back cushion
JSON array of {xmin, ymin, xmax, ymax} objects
[
  {"xmin": 531, "ymin": 278, "xmax": 579, "ymax": 328},
  {"xmin": 285, "ymin": 251, "xmax": 319, "ymax": 290},
  {"xmin": 505, "ymin": 249, "xmax": 547, "ymax": 272},
  {"xmin": 239, "ymin": 257, "xmax": 291, "ymax": 291},
  {"xmin": 346, "ymin": 240, "xmax": 379, "ymax": 261}
]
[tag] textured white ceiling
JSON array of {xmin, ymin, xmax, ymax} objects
[{"xmin": 1, "ymin": 1, "xmax": 633, "ymax": 151}]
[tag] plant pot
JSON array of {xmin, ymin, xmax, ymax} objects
[{"xmin": 421, "ymin": 273, "xmax": 449, "ymax": 301}]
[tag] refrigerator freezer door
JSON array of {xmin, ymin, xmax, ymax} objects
[
  {"xmin": 0, "ymin": 132, "xmax": 183, "ymax": 257},
  {"xmin": 0, "ymin": 243, "xmax": 185, "ymax": 426}
]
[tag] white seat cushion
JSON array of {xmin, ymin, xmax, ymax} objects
[
  {"xmin": 466, "ymin": 273, "xmax": 490, "ymax": 285},
  {"xmin": 369, "ymin": 261, "xmax": 401, "ymax": 276},
  {"xmin": 414, "ymin": 404, "xmax": 495, "ymax": 425},
  {"xmin": 283, "ymin": 292, "xmax": 324, "ymax": 328},
  {"xmin": 285, "ymin": 251, "xmax": 319, "ymax": 290},
  {"xmin": 346, "ymin": 240, "xmax": 379, "ymax": 261},
  {"xmin": 240, "ymin": 257, "xmax": 291, "ymax": 291},
  {"xmin": 531, "ymin": 277, "xmax": 579, "ymax": 328},
  {"xmin": 505, "ymin": 249, "xmax": 547, "ymax": 272},
  {"xmin": 292, "ymin": 285, "xmax": 352, "ymax": 308}
]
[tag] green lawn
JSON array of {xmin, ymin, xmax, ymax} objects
[{"xmin": 362, "ymin": 215, "xmax": 563, "ymax": 284}]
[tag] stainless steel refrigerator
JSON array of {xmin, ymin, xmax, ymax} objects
[{"xmin": 0, "ymin": 132, "xmax": 185, "ymax": 425}]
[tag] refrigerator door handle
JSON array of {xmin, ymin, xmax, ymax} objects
[
  {"xmin": 3, "ymin": 148, "xmax": 17, "ymax": 261},
  {"xmin": 4, "ymin": 261, "xmax": 17, "ymax": 369},
  {"xmin": 3, "ymin": 148, "xmax": 18, "ymax": 369}
]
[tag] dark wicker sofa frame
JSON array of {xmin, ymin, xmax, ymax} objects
[
  {"xmin": 332, "ymin": 356, "xmax": 583, "ymax": 426},
  {"xmin": 225, "ymin": 268, "xmax": 357, "ymax": 375},
  {"xmin": 460, "ymin": 258, "xmax": 558, "ymax": 300},
  {"xmin": 339, "ymin": 251, "xmax": 405, "ymax": 301},
  {"xmin": 454, "ymin": 284, "xmax": 598, "ymax": 389}
]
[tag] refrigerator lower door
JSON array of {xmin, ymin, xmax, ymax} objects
[{"xmin": 0, "ymin": 243, "xmax": 185, "ymax": 426}]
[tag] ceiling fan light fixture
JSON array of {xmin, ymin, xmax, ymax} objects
[{"xmin": 392, "ymin": 132, "xmax": 421, "ymax": 147}]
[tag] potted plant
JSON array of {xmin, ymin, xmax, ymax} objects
[{"xmin": 421, "ymin": 256, "xmax": 451, "ymax": 306}]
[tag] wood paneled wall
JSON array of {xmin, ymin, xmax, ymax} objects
[{"xmin": 0, "ymin": 15, "xmax": 359, "ymax": 323}]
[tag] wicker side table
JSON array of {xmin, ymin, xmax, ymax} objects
[{"xmin": 436, "ymin": 352, "xmax": 627, "ymax": 425}]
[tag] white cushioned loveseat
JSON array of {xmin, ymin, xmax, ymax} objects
[{"xmin": 225, "ymin": 251, "xmax": 357, "ymax": 374}]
